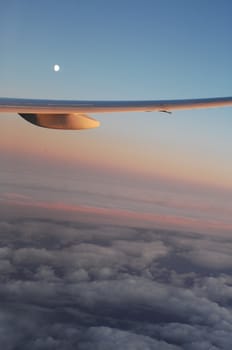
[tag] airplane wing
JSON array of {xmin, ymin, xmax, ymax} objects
[{"xmin": 0, "ymin": 96, "xmax": 232, "ymax": 130}]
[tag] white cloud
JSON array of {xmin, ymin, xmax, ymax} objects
[{"xmin": 179, "ymin": 238, "xmax": 232, "ymax": 270}]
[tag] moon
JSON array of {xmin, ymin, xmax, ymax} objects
[{"xmin": 53, "ymin": 64, "xmax": 60, "ymax": 72}]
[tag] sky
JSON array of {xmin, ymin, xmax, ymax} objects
[{"xmin": 0, "ymin": 1, "xmax": 232, "ymax": 349}]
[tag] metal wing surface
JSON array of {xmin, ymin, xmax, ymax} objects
[{"xmin": 0, "ymin": 96, "xmax": 232, "ymax": 130}]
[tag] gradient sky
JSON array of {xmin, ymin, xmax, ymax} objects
[
  {"xmin": 1, "ymin": 0, "xmax": 232, "ymax": 233},
  {"xmin": 1, "ymin": 2, "xmax": 232, "ymax": 349}
]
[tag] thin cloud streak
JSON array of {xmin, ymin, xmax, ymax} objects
[
  {"xmin": 1, "ymin": 150, "xmax": 232, "ymax": 235},
  {"xmin": 2, "ymin": 194, "xmax": 232, "ymax": 235}
]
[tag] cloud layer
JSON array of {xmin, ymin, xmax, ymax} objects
[{"xmin": 0, "ymin": 218, "xmax": 232, "ymax": 349}]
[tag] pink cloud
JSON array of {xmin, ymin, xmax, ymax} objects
[{"xmin": 2, "ymin": 195, "xmax": 232, "ymax": 235}]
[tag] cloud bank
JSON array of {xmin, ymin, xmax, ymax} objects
[{"xmin": 0, "ymin": 218, "xmax": 231, "ymax": 349}]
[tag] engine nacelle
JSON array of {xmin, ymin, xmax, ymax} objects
[{"xmin": 19, "ymin": 113, "xmax": 100, "ymax": 130}]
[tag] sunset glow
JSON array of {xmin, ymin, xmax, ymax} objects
[{"xmin": 1, "ymin": 1, "xmax": 232, "ymax": 348}]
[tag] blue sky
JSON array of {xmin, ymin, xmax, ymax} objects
[{"xmin": 1, "ymin": 0, "xmax": 232, "ymax": 99}]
